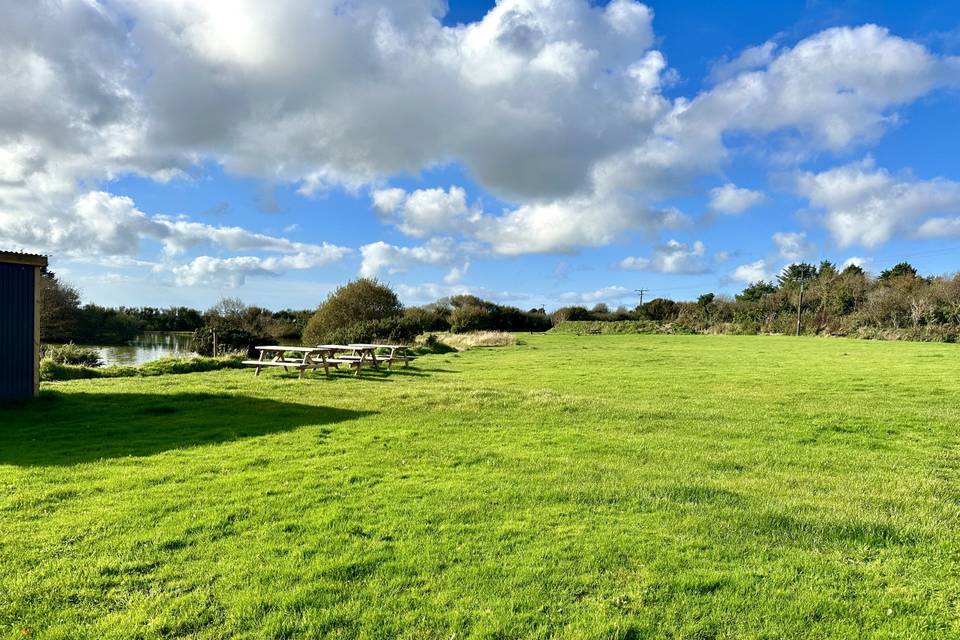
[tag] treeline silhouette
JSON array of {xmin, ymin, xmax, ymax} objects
[{"xmin": 39, "ymin": 261, "xmax": 960, "ymax": 347}]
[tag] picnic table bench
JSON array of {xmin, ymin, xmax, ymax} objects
[
  {"xmin": 346, "ymin": 343, "xmax": 416, "ymax": 368},
  {"xmin": 242, "ymin": 346, "xmax": 348, "ymax": 378},
  {"xmin": 242, "ymin": 343, "xmax": 415, "ymax": 378}
]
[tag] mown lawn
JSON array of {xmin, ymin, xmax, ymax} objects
[{"xmin": 2, "ymin": 334, "xmax": 960, "ymax": 638}]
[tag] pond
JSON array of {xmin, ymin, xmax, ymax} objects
[{"xmin": 87, "ymin": 332, "xmax": 197, "ymax": 366}]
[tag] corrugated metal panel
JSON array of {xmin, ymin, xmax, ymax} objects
[{"xmin": 0, "ymin": 262, "xmax": 35, "ymax": 401}]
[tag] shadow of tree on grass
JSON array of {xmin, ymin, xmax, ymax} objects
[{"xmin": 0, "ymin": 391, "xmax": 371, "ymax": 466}]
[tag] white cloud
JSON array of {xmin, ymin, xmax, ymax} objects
[
  {"xmin": 372, "ymin": 186, "xmax": 476, "ymax": 238},
  {"xmin": 0, "ymin": 189, "xmax": 350, "ymax": 267},
  {"xmin": 359, "ymin": 238, "xmax": 461, "ymax": 278},
  {"xmin": 3, "ymin": 2, "xmax": 959, "ymax": 268},
  {"xmin": 475, "ymin": 195, "xmax": 689, "ymax": 255},
  {"xmin": 708, "ymin": 41, "xmax": 776, "ymax": 84},
  {"xmin": 842, "ymin": 256, "xmax": 872, "ymax": 270},
  {"xmin": 772, "ymin": 231, "xmax": 813, "ymax": 261},
  {"xmin": 171, "ymin": 251, "xmax": 347, "ymax": 287},
  {"xmin": 559, "ymin": 285, "xmax": 632, "ymax": 305},
  {"xmin": 916, "ymin": 217, "xmax": 960, "ymax": 238},
  {"xmin": 730, "ymin": 259, "xmax": 774, "ymax": 283},
  {"xmin": 618, "ymin": 240, "xmax": 708, "ymax": 273},
  {"xmin": 394, "ymin": 282, "xmax": 529, "ymax": 306},
  {"xmin": 443, "ymin": 261, "xmax": 470, "ymax": 285},
  {"xmin": 796, "ymin": 158, "xmax": 960, "ymax": 247},
  {"xmin": 595, "ymin": 25, "xmax": 960, "ymax": 198},
  {"xmin": 708, "ymin": 183, "xmax": 766, "ymax": 214}
]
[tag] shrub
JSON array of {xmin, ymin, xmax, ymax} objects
[
  {"xmin": 449, "ymin": 304, "xmax": 490, "ymax": 333},
  {"xmin": 41, "ymin": 343, "xmax": 102, "ymax": 367},
  {"xmin": 446, "ymin": 298, "xmax": 551, "ymax": 334},
  {"xmin": 320, "ymin": 316, "xmax": 426, "ymax": 346},
  {"xmin": 303, "ymin": 279, "xmax": 403, "ymax": 345},
  {"xmin": 412, "ymin": 333, "xmax": 457, "ymax": 355},
  {"xmin": 551, "ymin": 306, "xmax": 592, "ymax": 323},
  {"xmin": 641, "ymin": 298, "xmax": 680, "ymax": 322}
]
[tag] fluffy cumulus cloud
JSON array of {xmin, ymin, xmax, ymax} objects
[
  {"xmin": 618, "ymin": 240, "xmax": 708, "ymax": 273},
  {"xmin": 708, "ymin": 184, "xmax": 766, "ymax": 215},
  {"xmin": 772, "ymin": 231, "xmax": 814, "ymax": 261},
  {"xmin": 372, "ymin": 187, "xmax": 477, "ymax": 238},
  {"xmin": 842, "ymin": 256, "xmax": 872, "ymax": 270},
  {"xmin": 593, "ymin": 24, "xmax": 960, "ymax": 200},
  {"xmin": 171, "ymin": 252, "xmax": 347, "ymax": 287},
  {"xmin": 2, "ymin": 0, "xmax": 959, "ymax": 286},
  {"xmin": 796, "ymin": 159, "xmax": 960, "ymax": 247},
  {"xmin": 730, "ymin": 259, "xmax": 774, "ymax": 284},
  {"xmin": 359, "ymin": 238, "xmax": 465, "ymax": 280},
  {"xmin": 0, "ymin": 188, "xmax": 350, "ymax": 286}
]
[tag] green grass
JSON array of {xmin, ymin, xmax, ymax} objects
[{"xmin": 3, "ymin": 334, "xmax": 960, "ymax": 638}]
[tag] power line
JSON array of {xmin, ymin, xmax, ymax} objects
[{"xmin": 634, "ymin": 288, "xmax": 649, "ymax": 306}]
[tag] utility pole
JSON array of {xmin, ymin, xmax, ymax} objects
[
  {"xmin": 795, "ymin": 278, "xmax": 805, "ymax": 337},
  {"xmin": 635, "ymin": 288, "xmax": 649, "ymax": 308}
]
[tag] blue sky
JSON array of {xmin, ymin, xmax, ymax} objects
[{"xmin": 2, "ymin": 0, "xmax": 960, "ymax": 310}]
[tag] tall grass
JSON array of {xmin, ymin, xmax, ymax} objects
[
  {"xmin": 39, "ymin": 356, "xmax": 244, "ymax": 382},
  {"xmin": 429, "ymin": 330, "xmax": 518, "ymax": 350}
]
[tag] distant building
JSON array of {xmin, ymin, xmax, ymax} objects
[{"xmin": 0, "ymin": 251, "xmax": 48, "ymax": 401}]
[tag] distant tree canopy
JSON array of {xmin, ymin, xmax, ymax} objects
[
  {"xmin": 39, "ymin": 269, "xmax": 81, "ymax": 342},
  {"xmin": 302, "ymin": 279, "xmax": 404, "ymax": 345},
  {"xmin": 641, "ymin": 298, "xmax": 679, "ymax": 322},
  {"xmin": 879, "ymin": 262, "xmax": 919, "ymax": 282},
  {"xmin": 777, "ymin": 262, "xmax": 818, "ymax": 288},
  {"xmin": 736, "ymin": 281, "xmax": 777, "ymax": 302}
]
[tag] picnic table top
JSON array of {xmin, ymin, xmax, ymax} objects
[
  {"xmin": 254, "ymin": 344, "xmax": 411, "ymax": 353},
  {"xmin": 316, "ymin": 344, "xmax": 372, "ymax": 351},
  {"xmin": 347, "ymin": 343, "xmax": 409, "ymax": 349}
]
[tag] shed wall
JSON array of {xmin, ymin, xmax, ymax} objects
[{"xmin": 0, "ymin": 262, "xmax": 37, "ymax": 401}]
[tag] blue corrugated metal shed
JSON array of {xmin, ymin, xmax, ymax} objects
[{"xmin": 0, "ymin": 251, "xmax": 47, "ymax": 401}]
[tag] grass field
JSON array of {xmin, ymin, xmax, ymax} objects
[{"xmin": 3, "ymin": 334, "xmax": 960, "ymax": 638}]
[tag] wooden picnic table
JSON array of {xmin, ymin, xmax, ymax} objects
[
  {"xmin": 347, "ymin": 343, "xmax": 416, "ymax": 368},
  {"xmin": 243, "ymin": 345, "xmax": 363, "ymax": 378},
  {"xmin": 317, "ymin": 344, "xmax": 383, "ymax": 371},
  {"xmin": 242, "ymin": 343, "xmax": 416, "ymax": 379}
]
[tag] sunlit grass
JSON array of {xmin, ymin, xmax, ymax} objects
[{"xmin": 3, "ymin": 334, "xmax": 960, "ymax": 638}]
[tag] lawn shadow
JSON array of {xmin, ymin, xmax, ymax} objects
[
  {"xmin": 265, "ymin": 365, "xmax": 441, "ymax": 382},
  {"xmin": 0, "ymin": 391, "xmax": 372, "ymax": 467}
]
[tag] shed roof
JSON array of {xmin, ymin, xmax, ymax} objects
[{"xmin": 0, "ymin": 250, "xmax": 48, "ymax": 267}]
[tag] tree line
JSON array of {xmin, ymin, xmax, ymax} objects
[
  {"xmin": 40, "ymin": 260, "xmax": 960, "ymax": 351},
  {"xmin": 555, "ymin": 261, "xmax": 960, "ymax": 342}
]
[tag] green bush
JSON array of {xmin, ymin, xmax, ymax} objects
[
  {"xmin": 317, "ymin": 316, "xmax": 426, "ymax": 346},
  {"xmin": 41, "ymin": 343, "xmax": 102, "ymax": 367},
  {"xmin": 446, "ymin": 297, "xmax": 551, "ymax": 334},
  {"xmin": 303, "ymin": 279, "xmax": 403, "ymax": 345}
]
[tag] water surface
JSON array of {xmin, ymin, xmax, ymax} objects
[{"xmin": 87, "ymin": 332, "xmax": 196, "ymax": 366}]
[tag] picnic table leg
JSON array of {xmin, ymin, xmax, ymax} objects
[
  {"xmin": 298, "ymin": 353, "xmax": 308, "ymax": 380},
  {"xmin": 354, "ymin": 350, "xmax": 365, "ymax": 377},
  {"xmin": 255, "ymin": 350, "xmax": 265, "ymax": 376},
  {"xmin": 370, "ymin": 349, "xmax": 379, "ymax": 369}
]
